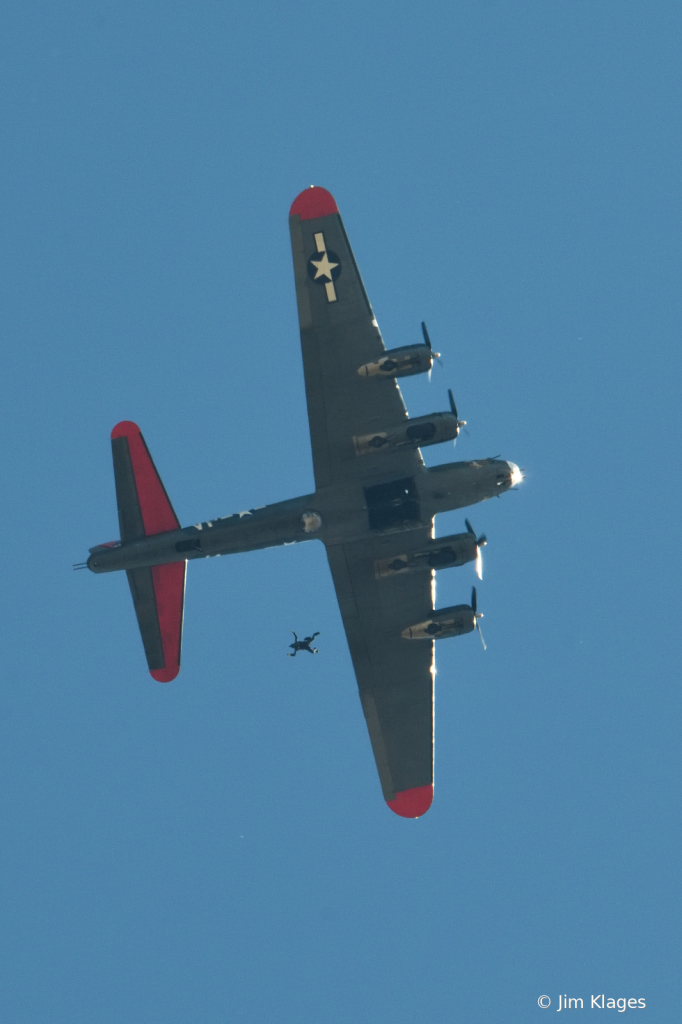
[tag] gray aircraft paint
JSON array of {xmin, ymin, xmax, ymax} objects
[{"xmin": 86, "ymin": 187, "xmax": 521, "ymax": 814}]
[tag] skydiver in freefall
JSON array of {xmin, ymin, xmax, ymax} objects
[{"xmin": 287, "ymin": 631, "xmax": 320, "ymax": 656}]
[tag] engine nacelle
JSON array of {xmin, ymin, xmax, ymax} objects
[
  {"xmin": 353, "ymin": 412, "xmax": 459, "ymax": 456},
  {"xmin": 357, "ymin": 344, "xmax": 433, "ymax": 379},
  {"xmin": 375, "ymin": 531, "xmax": 478, "ymax": 578},
  {"xmin": 401, "ymin": 604, "xmax": 475, "ymax": 640}
]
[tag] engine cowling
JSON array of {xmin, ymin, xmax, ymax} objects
[
  {"xmin": 375, "ymin": 531, "xmax": 478, "ymax": 578},
  {"xmin": 357, "ymin": 344, "xmax": 433, "ymax": 379},
  {"xmin": 353, "ymin": 412, "xmax": 459, "ymax": 456},
  {"xmin": 401, "ymin": 604, "xmax": 475, "ymax": 640}
]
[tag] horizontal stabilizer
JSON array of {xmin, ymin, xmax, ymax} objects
[
  {"xmin": 111, "ymin": 421, "xmax": 180, "ymax": 542},
  {"xmin": 126, "ymin": 563, "xmax": 185, "ymax": 682},
  {"xmin": 111, "ymin": 421, "xmax": 185, "ymax": 682}
]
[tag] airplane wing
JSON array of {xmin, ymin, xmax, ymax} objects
[
  {"xmin": 326, "ymin": 537, "xmax": 434, "ymax": 817},
  {"xmin": 289, "ymin": 188, "xmax": 434, "ymax": 817},
  {"xmin": 289, "ymin": 187, "xmax": 423, "ymax": 489}
]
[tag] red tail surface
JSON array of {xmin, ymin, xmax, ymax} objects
[
  {"xmin": 111, "ymin": 421, "xmax": 185, "ymax": 682},
  {"xmin": 111, "ymin": 421, "xmax": 180, "ymax": 535}
]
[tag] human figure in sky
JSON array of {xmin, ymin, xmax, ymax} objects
[{"xmin": 287, "ymin": 631, "xmax": 320, "ymax": 656}]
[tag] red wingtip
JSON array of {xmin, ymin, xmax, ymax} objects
[
  {"xmin": 150, "ymin": 667, "xmax": 179, "ymax": 683},
  {"xmin": 386, "ymin": 785, "xmax": 433, "ymax": 818},
  {"xmin": 289, "ymin": 186, "xmax": 338, "ymax": 220},
  {"xmin": 111, "ymin": 420, "xmax": 141, "ymax": 440}
]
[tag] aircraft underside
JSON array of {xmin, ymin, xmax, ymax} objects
[{"xmin": 83, "ymin": 186, "xmax": 522, "ymax": 818}]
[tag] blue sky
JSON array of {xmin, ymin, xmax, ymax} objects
[{"xmin": 1, "ymin": 2, "xmax": 680, "ymax": 1021}]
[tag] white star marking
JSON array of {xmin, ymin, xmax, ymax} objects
[
  {"xmin": 237, "ymin": 510, "xmax": 253, "ymax": 518},
  {"xmin": 310, "ymin": 251, "xmax": 339, "ymax": 281},
  {"xmin": 309, "ymin": 231, "xmax": 338, "ymax": 302}
]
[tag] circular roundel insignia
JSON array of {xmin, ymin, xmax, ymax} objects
[{"xmin": 307, "ymin": 250, "xmax": 342, "ymax": 285}]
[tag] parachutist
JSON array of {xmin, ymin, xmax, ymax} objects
[{"xmin": 287, "ymin": 631, "xmax": 320, "ymax": 656}]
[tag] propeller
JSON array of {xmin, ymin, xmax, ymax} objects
[
  {"xmin": 465, "ymin": 519, "xmax": 487, "ymax": 579},
  {"xmin": 471, "ymin": 586, "xmax": 486, "ymax": 650},
  {"xmin": 448, "ymin": 389, "xmax": 467, "ymax": 440},
  {"xmin": 421, "ymin": 321, "xmax": 443, "ymax": 375}
]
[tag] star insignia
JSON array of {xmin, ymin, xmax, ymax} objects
[
  {"xmin": 307, "ymin": 231, "xmax": 341, "ymax": 302},
  {"xmin": 309, "ymin": 252, "xmax": 339, "ymax": 281}
]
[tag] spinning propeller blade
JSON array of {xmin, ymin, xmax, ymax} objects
[
  {"xmin": 447, "ymin": 389, "xmax": 466, "ymax": 442},
  {"xmin": 471, "ymin": 586, "xmax": 486, "ymax": 649},
  {"xmin": 421, "ymin": 321, "xmax": 443, "ymax": 370},
  {"xmin": 465, "ymin": 519, "xmax": 487, "ymax": 579}
]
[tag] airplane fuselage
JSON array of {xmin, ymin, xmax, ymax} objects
[{"xmin": 88, "ymin": 457, "xmax": 519, "ymax": 574}]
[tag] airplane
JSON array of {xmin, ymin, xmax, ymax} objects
[{"xmin": 83, "ymin": 186, "xmax": 522, "ymax": 819}]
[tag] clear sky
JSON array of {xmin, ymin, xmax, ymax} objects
[{"xmin": 1, "ymin": 2, "xmax": 680, "ymax": 1021}]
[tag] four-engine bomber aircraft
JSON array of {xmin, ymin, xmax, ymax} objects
[{"xmin": 85, "ymin": 186, "xmax": 522, "ymax": 818}]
